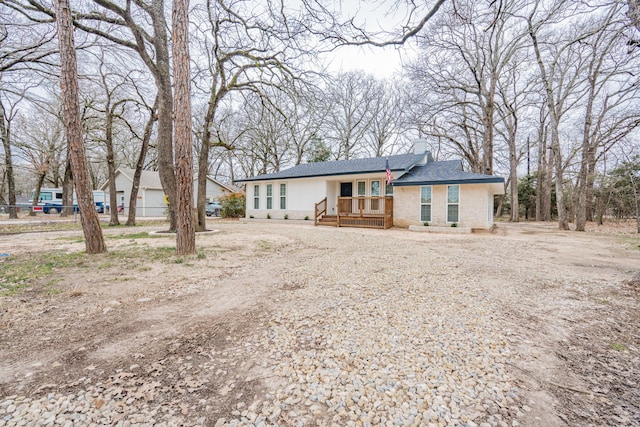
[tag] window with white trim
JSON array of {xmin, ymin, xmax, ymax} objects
[
  {"xmin": 266, "ymin": 184, "xmax": 273, "ymax": 210},
  {"xmin": 420, "ymin": 186, "xmax": 432, "ymax": 222},
  {"xmin": 357, "ymin": 181, "xmax": 366, "ymax": 196},
  {"xmin": 371, "ymin": 180, "xmax": 380, "ymax": 197},
  {"xmin": 253, "ymin": 185, "xmax": 260, "ymax": 209},
  {"xmin": 279, "ymin": 183, "xmax": 287, "ymax": 209},
  {"xmin": 447, "ymin": 185, "xmax": 459, "ymax": 223}
]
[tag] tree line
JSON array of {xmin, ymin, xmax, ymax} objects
[{"xmin": 1, "ymin": 0, "xmax": 639, "ymax": 254}]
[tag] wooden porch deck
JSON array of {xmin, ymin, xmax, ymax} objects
[{"xmin": 315, "ymin": 196, "xmax": 393, "ymax": 229}]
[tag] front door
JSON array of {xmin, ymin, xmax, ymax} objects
[
  {"xmin": 340, "ymin": 182, "xmax": 353, "ymax": 197},
  {"xmin": 340, "ymin": 182, "xmax": 352, "ymax": 213}
]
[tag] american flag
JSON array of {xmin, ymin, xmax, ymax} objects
[{"xmin": 385, "ymin": 159, "xmax": 392, "ymax": 185}]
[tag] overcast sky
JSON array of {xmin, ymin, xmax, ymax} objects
[
  {"xmin": 325, "ymin": 44, "xmax": 411, "ymax": 79},
  {"xmin": 321, "ymin": 0, "xmax": 420, "ymax": 79}
]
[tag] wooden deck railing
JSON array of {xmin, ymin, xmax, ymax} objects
[
  {"xmin": 336, "ymin": 196, "xmax": 393, "ymax": 229},
  {"xmin": 314, "ymin": 197, "xmax": 327, "ymax": 225}
]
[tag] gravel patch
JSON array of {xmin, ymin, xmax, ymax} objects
[
  {"xmin": 212, "ymin": 228, "xmax": 524, "ymax": 427},
  {"xmin": 3, "ymin": 222, "xmax": 634, "ymax": 426}
]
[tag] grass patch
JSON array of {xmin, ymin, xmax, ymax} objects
[
  {"xmin": 0, "ymin": 222, "xmax": 83, "ymax": 235},
  {"xmin": 256, "ymin": 240, "xmax": 272, "ymax": 250},
  {"xmin": 0, "ymin": 220, "xmax": 168, "ymax": 236},
  {"xmin": 101, "ymin": 220, "xmax": 167, "ymax": 229},
  {"xmin": 46, "ymin": 286, "xmax": 64, "ymax": 296},
  {"xmin": 108, "ymin": 232, "xmax": 162, "ymax": 240},
  {"xmin": 621, "ymin": 236, "xmax": 640, "ymax": 251},
  {"xmin": 55, "ymin": 236, "xmax": 85, "ymax": 242},
  {"xmin": 0, "ymin": 251, "xmax": 87, "ymax": 295},
  {"xmin": 0, "ymin": 244, "xmax": 181, "ymax": 296},
  {"xmin": 609, "ymin": 342, "xmax": 628, "ymax": 351}
]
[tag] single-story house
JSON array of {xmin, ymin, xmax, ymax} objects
[
  {"xmin": 235, "ymin": 146, "xmax": 505, "ymax": 230},
  {"xmin": 99, "ymin": 167, "xmax": 237, "ymax": 217}
]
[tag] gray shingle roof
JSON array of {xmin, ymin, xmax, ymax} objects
[
  {"xmin": 236, "ymin": 152, "xmax": 427, "ymax": 182},
  {"xmin": 117, "ymin": 167, "xmax": 163, "ymax": 189},
  {"xmin": 392, "ymin": 160, "xmax": 504, "ymax": 186}
]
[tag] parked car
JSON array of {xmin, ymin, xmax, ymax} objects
[{"xmin": 205, "ymin": 201, "xmax": 221, "ymax": 217}]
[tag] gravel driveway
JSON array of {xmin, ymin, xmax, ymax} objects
[{"xmin": 1, "ymin": 220, "xmax": 638, "ymax": 426}]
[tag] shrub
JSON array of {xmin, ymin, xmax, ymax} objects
[
  {"xmin": 267, "ymin": 213, "xmax": 271, "ymax": 219},
  {"xmin": 219, "ymin": 192, "xmax": 245, "ymax": 218},
  {"xmin": 451, "ymin": 223, "xmax": 458, "ymax": 228},
  {"xmin": 249, "ymin": 215, "xmax": 254, "ymax": 219},
  {"xmin": 423, "ymin": 221, "xmax": 429, "ymax": 226},
  {"xmin": 304, "ymin": 216, "xmax": 309, "ymax": 221},
  {"xmin": 284, "ymin": 214, "xmax": 289, "ymax": 220}
]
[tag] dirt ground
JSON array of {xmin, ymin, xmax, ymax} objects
[{"xmin": 0, "ymin": 216, "xmax": 639, "ymax": 426}]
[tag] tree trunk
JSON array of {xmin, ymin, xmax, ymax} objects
[
  {"xmin": 126, "ymin": 98, "xmax": 157, "ymax": 226},
  {"xmin": 150, "ymin": 0, "xmax": 177, "ymax": 232},
  {"xmin": 30, "ymin": 173, "xmax": 46, "ymax": 216},
  {"xmin": 630, "ymin": 171, "xmax": 640, "ymax": 233},
  {"xmin": 481, "ymin": 87, "xmax": 495, "ymax": 176},
  {"xmin": 196, "ymin": 92, "xmax": 216, "ymax": 232},
  {"xmin": 576, "ymin": 75, "xmax": 597, "ymax": 231},
  {"xmin": 495, "ymin": 194, "xmax": 505, "ymax": 218},
  {"xmin": 530, "ymin": 25, "xmax": 569, "ymax": 230},
  {"xmin": 506, "ymin": 105, "xmax": 519, "ymax": 222},
  {"xmin": 196, "ymin": 136, "xmax": 209, "ymax": 232},
  {"xmin": 196, "ymin": 84, "xmax": 228, "ymax": 231},
  {"xmin": 61, "ymin": 159, "xmax": 73, "ymax": 216},
  {"xmin": 105, "ymin": 104, "xmax": 119, "ymax": 226},
  {"xmin": 535, "ymin": 126, "xmax": 551, "ymax": 221},
  {"xmin": 551, "ymin": 142, "xmax": 569, "ymax": 230},
  {"xmin": 54, "ymin": 0, "xmax": 106, "ymax": 254},
  {"xmin": 509, "ymin": 149, "xmax": 519, "ymax": 222},
  {"xmin": 585, "ymin": 155, "xmax": 597, "ymax": 221},
  {"xmin": 0, "ymin": 99, "xmax": 17, "ymax": 219},
  {"xmin": 172, "ymin": 0, "xmax": 195, "ymax": 254}
]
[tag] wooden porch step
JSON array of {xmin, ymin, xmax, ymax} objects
[{"xmin": 317, "ymin": 215, "xmax": 337, "ymax": 226}]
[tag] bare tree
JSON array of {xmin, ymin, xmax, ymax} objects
[
  {"xmin": 0, "ymin": 95, "xmax": 18, "ymax": 218},
  {"xmin": 364, "ymin": 79, "xmax": 405, "ymax": 157},
  {"xmin": 407, "ymin": 0, "xmax": 529, "ymax": 175},
  {"xmin": 0, "ymin": 7, "xmax": 57, "ymax": 218},
  {"xmin": 13, "ymin": 0, "xmax": 179, "ymax": 230},
  {"xmin": 241, "ymin": 95, "xmax": 292, "ymax": 174},
  {"xmin": 280, "ymin": 89, "xmax": 324, "ymax": 166},
  {"xmin": 527, "ymin": 0, "xmax": 595, "ymax": 230},
  {"xmin": 322, "ymin": 71, "xmax": 377, "ymax": 160},
  {"xmin": 86, "ymin": 55, "xmax": 129, "ymax": 225},
  {"xmin": 495, "ymin": 64, "xmax": 530, "ymax": 222},
  {"xmin": 53, "ymin": 0, "xmax": 105, "ymax": 253},
  {"xmin": 14, "ymin": 105, "xmax": 66, "ymax": 209},
  {"xmin": 190, "ymin": 0, "xmax": 305, "ymax": 231},
  {"xmin": 574, "ymin": 3, "xmax": 640, "ymax": 231},
  {"xmin": 126, "ymin": 96, "xmax": 157, "ymax": 226},
  {"xmin": 300, "ymin": 0, "xmax": 447, "ymax": 49}
]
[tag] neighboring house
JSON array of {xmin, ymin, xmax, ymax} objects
[
  {"xmin": 236, "ymin": 145, "xmax": 505, "ymax": 230},
  {"xmin": 100, "ymin": 168, "xmax": 236, "ymax": 217}
]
